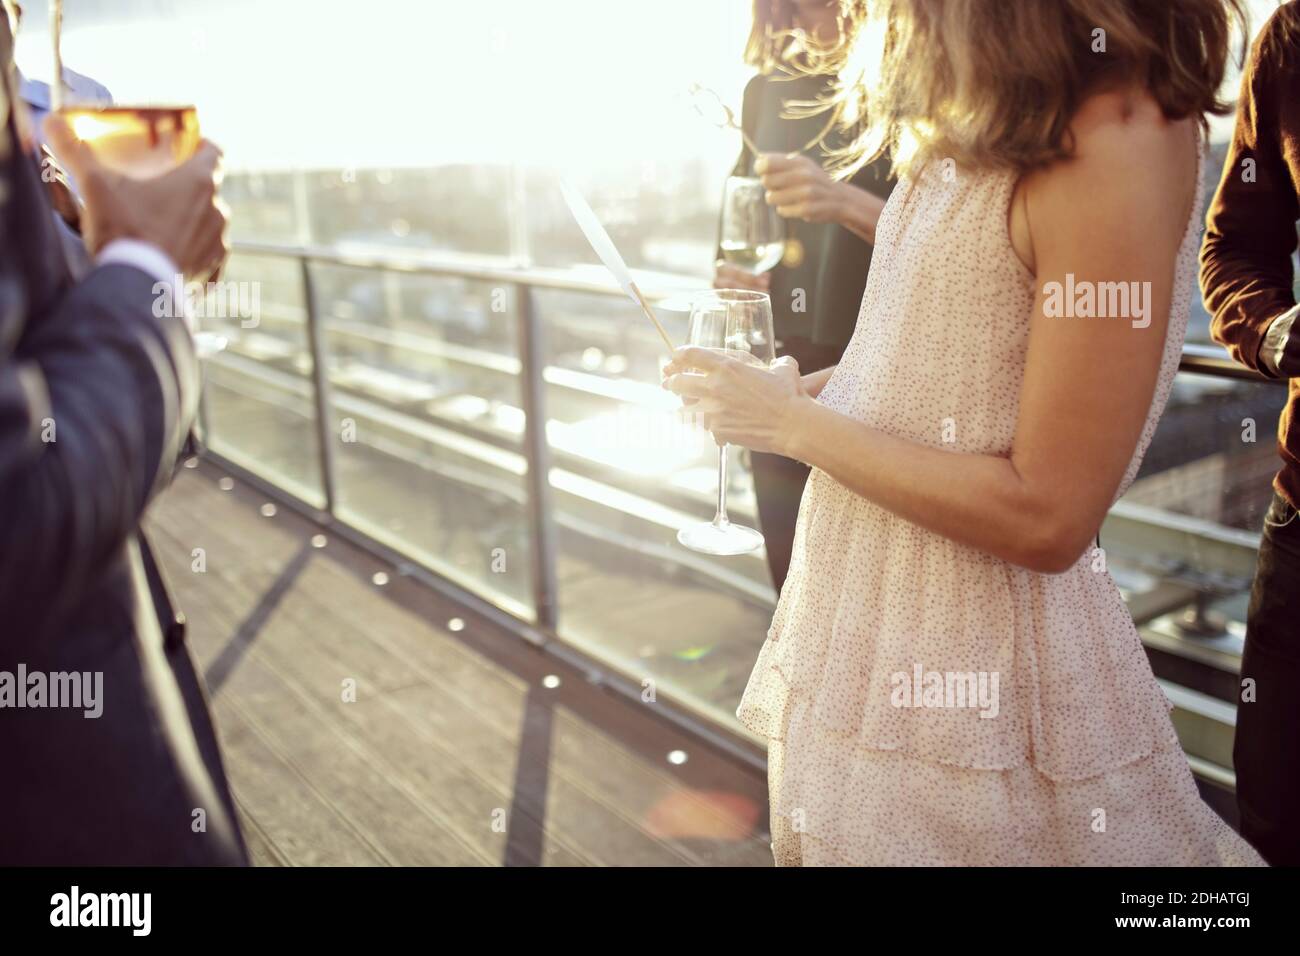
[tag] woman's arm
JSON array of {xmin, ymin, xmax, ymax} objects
[
  {"xmin": 801, "ymin": 364, "xmax": 836, "ymax": 398},
  {"xmin": 667, "ymin": 98, "xmax": 1198, "ymax": 573},
  {"xmin": 829, "ymin": 182, "xmax": 888, "ymax": 244},
  {"xmin": 757, "ymin": 154, "xmax": 887, "ymax": 244}
]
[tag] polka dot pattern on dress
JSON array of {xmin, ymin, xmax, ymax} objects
[{"xmin": 739, "ymin": 145, "xmax": 1266, "ymax": 866}]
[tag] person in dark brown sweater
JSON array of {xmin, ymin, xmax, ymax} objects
[{"xmin": 1199, "ymin": 0, "xmax": 1300, "ymax": 867}]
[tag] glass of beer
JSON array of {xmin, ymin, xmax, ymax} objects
[
  {"xmin": 49, "ymin": 1, "xmax": 201, "ymax": 177},
  {"xmin": 47, "ymin": 3, "xmax": 224, "ymax": 356},
  {"xmin": 58, "ymin": 105, "xmax": 201, "ymax": 178}
]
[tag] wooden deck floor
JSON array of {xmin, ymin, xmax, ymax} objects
[{"xmin": 145, "ymin": 461, "xmax": 773, "ymax": 866}]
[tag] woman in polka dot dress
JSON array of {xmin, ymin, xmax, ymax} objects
[{"xmin": 664, "ymin": 0, "xmax": 1266, "ymax": 865}]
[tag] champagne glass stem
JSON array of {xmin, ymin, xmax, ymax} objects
[{"xmin": 713, "ymin": 444, "xmax": 731, "ymax": 529}]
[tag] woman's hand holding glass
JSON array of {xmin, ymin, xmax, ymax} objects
[
  {"xmin": 662, "ymin": 348, "xmax": 807, "ymax": 456},
  {"xmin": 756, "ymin": 152, "xmax": 841, "ymax": 223},
  {"xmin": 757, "ymin": 152, "xmax": 886, "ymax": 244}
]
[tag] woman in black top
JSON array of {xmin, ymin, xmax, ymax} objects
[{"xmin": 716, "ymin": 0, "xmax": 894, "ymax": 593}]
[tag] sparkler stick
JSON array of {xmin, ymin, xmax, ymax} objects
[{"xmin": 559, "ymin": 177, "xmax": 676, "ymax": 356}]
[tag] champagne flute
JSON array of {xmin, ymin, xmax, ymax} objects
[
  {"xmin": 677, "ymin": 289, "xmax": 775, "ymax": 556},
  {"xmin": 719, "ymin": 175, "xmax": 785, "ymax": 276}
]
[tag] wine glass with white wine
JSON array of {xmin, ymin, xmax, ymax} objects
[
  {"xmin": 677, "ymin": 289, "xmax": 775, "ymax": 556},
  {"xmin": 719, "ymin": 175, "xmax": 785, "ymax": 276}
]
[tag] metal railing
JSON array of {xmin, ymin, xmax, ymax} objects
[
  {"xmin": 1179, "ymin": 342, "xmax": 1277, "ymax": 384},
  {"xmin": 197, "ymin": 239, "xmax": 1287, "ymax": 762},
  {"xmin": 208, "ymin": 241, "xmax": 723, "ymax": 634}
]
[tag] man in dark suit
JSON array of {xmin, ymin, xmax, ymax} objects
[{"xmin": 0, "ymin": 5, "xmax": 247, "ymax": 865}]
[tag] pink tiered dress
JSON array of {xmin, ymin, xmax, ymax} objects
[{"xmin": 739, "ymin": 150, "xmax": 1267, "ymax": 866}]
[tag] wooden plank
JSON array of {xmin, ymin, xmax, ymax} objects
[
  {"xmin": 295, "ymin": 591, "xmax": 705, "ymax": 866},
  {"xmin": 149, "ymin": 516, "xmax": 488, "ymax": 865},
  {"xmin": 151, "ymin": 478, "xmax": 593, "ymax": 865},
  {"xmin": 253, "ymin": 560, "xmax": 685, "ymax": 865},
  {"xmin": 550, "ymin": 710, "xmax": 771, "ymax": 866},
  {"xmin": 383, "ymin": 682, "xmax": 690, "ymax": 866},
  {"xmin": 152, "ymin": 534, "xmax": 502, "ymax": 866},
  {"xmin": 146, "ymin": 468, "xmax": 772, "ymax": 867},
  {"xmin": 235, "ymin": 802, "xmax": 289, "ymax": 867},
  {"xmin": 218, "ymin": 646, "xmax": 493, "ymax": 866},
  {"xmin": 248, "ymin": 582, "xmax": 591, "ymax": 866},
  {"xmin": 213, "ymin": 705, "xmax": 386, "ymax": 866}
]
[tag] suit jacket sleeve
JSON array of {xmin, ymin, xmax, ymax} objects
[{"xmin": 0, "ymin": 259, "xmax": 199, "ymax": 633}]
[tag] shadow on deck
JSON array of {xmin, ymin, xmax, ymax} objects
[{"xmin": 145, "ymin": 461, "xmax": 773, "ymax": 866}]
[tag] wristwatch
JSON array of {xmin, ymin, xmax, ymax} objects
[{"xmin": 1260, "ymin": 304, "xmax": 1300, "ymax": 378}]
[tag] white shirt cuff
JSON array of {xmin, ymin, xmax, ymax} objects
[{"xmin": 96, "ymin": 239, "xmax": 191, "ymax": 332}]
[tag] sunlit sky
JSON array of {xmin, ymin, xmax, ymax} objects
[
  {"xmin": 14, "ymin": 0, "xmax": 1285, "ymax": 172},
  {"xmin": 16, "ymin": 0, "xmax": 754, "ymax": 170}
]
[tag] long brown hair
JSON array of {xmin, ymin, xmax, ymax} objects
[
  {"xmin": 801, "ymin": 0, "xmax": 1248, "ymax": 178},
  {"xmin": 745, "ymin": 1, "xmax": 865, "ymax": 74},
  {"xmin": 744, "ymin": 0, "xmax": 797, "ymax": 73},
  {"xmin": 1269, "ymin": 0, "xmax": 1300, "ymax": 57}
]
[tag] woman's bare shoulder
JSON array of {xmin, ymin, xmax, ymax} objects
[
  {"xmin": 1022, "ymin": 89, "xmax": 1197, "ymax": 254},
  {"xmin": 1067, "ymin": 88, "xmax": 1195, "ymax": 164}
]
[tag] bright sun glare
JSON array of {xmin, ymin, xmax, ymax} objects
[
  {"xmin": 18, "ymin": 0, "xmax": 755, "ymax": 172},
  {"xmin": 17, "ymin": 0, "xmax": 1282, "ymax": 172}
]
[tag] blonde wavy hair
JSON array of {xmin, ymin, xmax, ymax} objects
[{"xmin": 783, "ymin": 0, "xmax": 1248, "ymax": 178}]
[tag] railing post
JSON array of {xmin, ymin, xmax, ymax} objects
[
  {"xmin": 516, "ymin": 282, "xmax": 558, "ymax": 631},
  {"xmin": 301, "ymin": 256, "xmax": 339, "ymax": 515}
]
